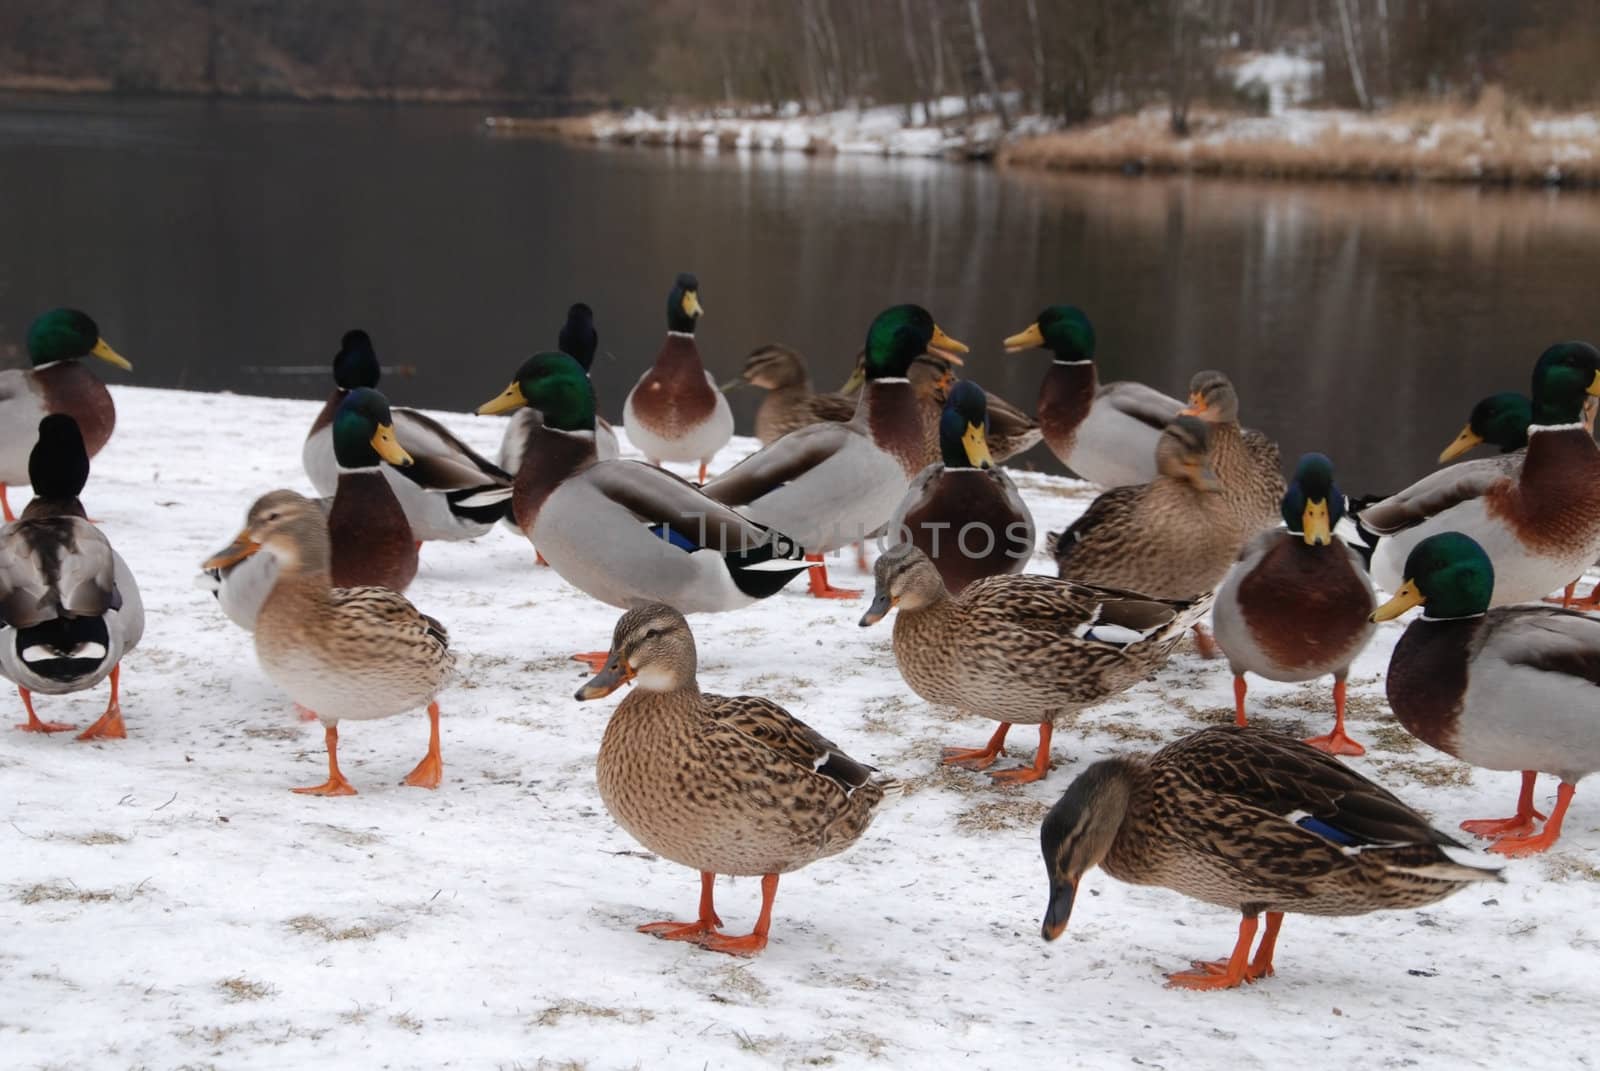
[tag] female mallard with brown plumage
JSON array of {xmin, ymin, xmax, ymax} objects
[
  {"xmin": 1039, "ymin": 726, "xmax": 1501, "ymax": 989},
  {"xmin": 1374, "ymin": 531, "xmax": 1600, "ymax": 856},
  {"xmin": 1050, "ymin": 415, "xmax": 1233, "ymax": 598},
  {"xmin": 202, "ymin": 492, "xmax": 453, "ymax": 795},
  {"xmin": 1213, "ymin": 454, "xmax": 1376, "ymax": 755},
  {"xmin": 623, "ymin": 273, "xmax": 733, "ymax": 484},
  {"xmin": 724, "ymin": 343, "xmax": 859, "ymax": 444},
  {"xmin": 888, "ymin": 381, "xmax": 1034, "ymax": 593},
  {"xmin": 0, "ymin": 309, "xmax": 131, "ymax": 522},
  {"xmin": 1178, "ymin": 370, "xmax": 1284, "ymax": 532},
  {"xmin": 576, "ymin": 604, "xmax": 898, "ymax": 956},
  {"xmin": 860, "ymin": 543, "xmax": 1210, "ymax": 784}
]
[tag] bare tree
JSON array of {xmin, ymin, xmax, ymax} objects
[
  {"xmin": 965, "ymin": 0, "xmax": 1009, "ymax": 128},
  {"xmin": 1335, "ymin": 0, "xmax": 1372, "ymax": 110}
]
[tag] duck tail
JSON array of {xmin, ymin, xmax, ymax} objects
[
  {"xmin": 448, "ymin": 484, "xmax": 515, "ymax": 525},
  {"xmin": 725, "ymin": 531, "xmax": 815, "ymax": 600},
  {"xmin": 1341, "ymin": 492, "xmax": 1387, "ymax": 569}
]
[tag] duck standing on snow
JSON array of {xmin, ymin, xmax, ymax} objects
[
  {"xmin": 576, "ymin": 603, "xmax": 898, "ymax": 956},
  {"xmin": 861, "ymin": 543, "xmax": 1210, "ymax": 784},
  {"xmin": 202, "ymin": 492, "xmax": 453, "ymax": 795},
  {"xmin": 0, "ymin": 415, "xmax": 142, "ymax": 739},
  {"xmin": 1003, "ymin": 305, "xmax": 1182, "ymax": 487},
  {"xmin": 302, "ymin": 329, "xmax": 513, "ymax": 541},
  {"xmin": 1039, "ymin": 727, "xmax": 1501, "ymax": 990},
  {"xmin": 1374, "ymin": 531, "xmax": 1600, "ymax": 856},
  {"xmin": 701, "ymin": 305, "xmax": 968, "ymax": 598},
  {"xmin": 1355, "ymin": 342, "xmax": 1600, "ymax": 606},
  {"xmin": 622, "ymin": 273, "xmax": 732, "ymax": 484},
  {"xmin": 888, "ymin": 380, "xmax": 1034, "ymax": 593},
  {"xmin": 326, "ymin": 388, "xmax": 420, "ymax": 592},
  {"xmin": 0, "ymin": 308, "xmax": 132, "ymax": 522},
  {"xmin": 500, "ymin": 303, "xmax": 620, "ymax": 473},
  {"xmin": 1213, "ymin": 454, "xmax": 1376, "ymax": 755},
  {"xmin": 477, "ymin": 354, "xmax": 813, "ymax": 643}
]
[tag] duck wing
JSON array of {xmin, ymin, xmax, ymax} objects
[
  {"xmin": 702, "ymin": 693, "xmax": 880, "ymax": 795},
  {"xmin": 0, "ymin": 518, "xmax": 117, "ymax": 629},
  {"xmin": 586, "ymin": 460, "xmax": 796, "ymax": 554},
  {"xmin": 699, "ymin": 422, "xmax": 856, "ymax": 507}
]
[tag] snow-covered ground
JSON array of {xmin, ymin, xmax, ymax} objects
[{"xmin": 5, "ymin": 385, "xmax": 1598, "ymax": 1069}]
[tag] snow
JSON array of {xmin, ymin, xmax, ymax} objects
[
  {"xmin": 5, "ymin": 384, "xmax": 1598, "ymax": 1068},
  {"xmin": 1230, "ymin": 51, "xmax": 1322, "ymax": 116}
]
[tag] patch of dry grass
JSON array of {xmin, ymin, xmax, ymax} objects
[
  {"xmin": 18, "ymin": 880, "xmax": 146, "ymax": 905},
  {"xmin": 532, "ymin": 1000, "xmax": 655, "ymax": 1028},
  {"xmin": 284, "ymin": 913, "xmax": 397, "ymax": 942},
  {"xmin": 218, "ymin": 976, "xmax": 276, "ymax": 1003},
  {"xmin": 1372, "ymin": 759, "xmax": 1474, "ymax": 789},
  {"xmin": 954, "ymin": 797, "xmax": 1051, "ymax": 834}
]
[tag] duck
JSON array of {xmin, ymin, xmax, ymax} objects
[
  {"xmin": 197, "ymin": 490, "xmax": 322, "ymax": 632},
  {"xmin": 1039, "ymin": 726, "xmax": 1501, "ymax": 989},
  {"xmin": 888, "ymin": 381, "xmax": 1035, "ymax": 594},
  {"xmin": 860, "ymin": 543, "xmax": 1210, "ymax": 784},
  {"xmin": 1373, "ymin": 531, "xmax": 1600, "ymax": 856},
  {"xmin": 1213, "ymin": 454, "xmax": 1376, "ymax": 755},
  {"xmin": 0, "ymin": 415, "xmax": 142, "ymax": 740},
  {"xmin": 1178, "ymin": 370, "xmax": 1284, "ymax": 531},
  {"xmin": 477, "ymin": 353, "xmax": 814, "ymax": 641},
  {"xmin": 575, "ymin": 603, "xmax": 898, "ymax": 956},
  {"xmin": 201, "ymin": 492, "xmax": 453, "ymax": 795},
  {"xmin": 906, "ymin": 356, "xmax": 1042, "ymax": 464},
  {"xmin": 622, "ymin": 273, "xmax": 732, "ymax": 483},
  {"xmin": 701, "ymin": 305, "xmax": 969, "ymax": 599},
  {"xmin": 303, "ymin": 329, "xmax": 513, "ymax": 541},
  {"xmin": 500, "ymin": 303, "xmax": 620, "ymax": 474},
  {"xmin": 1438, "ymin": 391, "xmax": 1533, "ymax": 462},
  {"xmin": 0, "ymin": 309, "xmax": 131, "ymax": 522},
  {"xmin": 1355, "ymin": 341, "xmax": 1600, "ymax": 606},
  {"xmin": 1004, "ymin": 305, "xmax": 1183, "ymax": 487},
  {"xmin": 326, "ymin": 387, "xmax": 420, "ymax": 592},
  {"xmin": 1050, "ymin": 415, "xmax": 1234, "ymax": 599},
  {"xmin": 724, "ymin": 343, "xmax": 858, "ymax": 445}
]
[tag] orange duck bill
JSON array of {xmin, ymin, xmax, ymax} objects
[
  {"xmin": 575, "ymin": 655, "xmax": 636, "ymax": 700},
  {"xmin": 202, "ymin": 529, "xmax": 261, "ymax": 570}
]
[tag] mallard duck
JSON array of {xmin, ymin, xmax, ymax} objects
[
  {"xmin": 702, "ymin": 306, "xmax": 968, "ymax": 598},
  {"xmin": 575, "ymin": 604, "xmax": 898, "ymax": 955},
  {"xmin": 1004, "ymin": 305, "xmax": 1182, "ymax": 487},
  {"xmin": 303, "ymin": 329, "xmax": 513, "ymax": 541},
  {"xmin": 860, "ymin": 543, "xmax": 1210, "ymax": 784},
  {"xmin": 723, "ymin": 343, "xmax": 858, "ymax": 445},
  {"xmin": 622, "ymin": 273, "xmax": 732, "ymax": 483},
  {"xmin": 1356, "ymin": 342, "xmax": 1600, "ymax": 606},
  {"xmin": 0, "ymin": 309, "xmax": 131, "ymax": 522},
  {"xmin": 1039, "ymin": 726, "xmax": 1501, "ymax": 989},
  {"xmin": 478, "ymin": 353, "xmax": 813, "ymax": 635},
  {"xmin": 1213, "ymin": 454, "xmax": 1376, "ymax": 755},
  {"xmin": 201, "ymin": 492, "xmax": 453, "ymax": 795},
  {"xmin": 1374, "ymin": 531, "xmax": 1600, "ymax": 855},
  {"xmin": 197, "ymin": 490, "xmax": 321, "ymax": 631},
  {"xmin": 1178, "ymin": 370, "xmax": 1284, "ymax": 531},
  {"xmin": 1050, "ymin": 415, "xmax": 1235, "ymax": 598},
  {"xmin": 500, "ymin": 303, "xmax": 620, "ymax": 474},
  {"xmin": 888, "ymin": 381, "xmax": 1035, "ymax": 594},
  {"xmin": 1438, "ymin": 392, "xmax": 1532, "ymax": 462},
  {"xmin": 904, "ymin": 356, "xmax": 1042, "ymax": 465},
  {"xmin": 0, "ymin": 415, "xmax": 142, "ymax": 739},
  {"xmin": 326, "ymin": 388, "xmax": 419, "ymax": 592}
]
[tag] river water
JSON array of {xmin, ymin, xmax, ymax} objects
[{"xmin": 2, "ymin": 92, "xmax": 1598, "ymax": 492}]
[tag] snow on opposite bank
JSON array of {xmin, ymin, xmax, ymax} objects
[{"xmin": 3, "ymin": 384, "xmax": 1596, "ymax": 1070}]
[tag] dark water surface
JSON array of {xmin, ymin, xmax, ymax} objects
[{"xmin": 2, "ymin": 92, "xmax": 1599, "ymax": 492}]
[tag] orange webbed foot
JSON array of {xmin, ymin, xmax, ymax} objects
[
  {"xmin": 1303, "ymin": 730, "xmax": 1366, "ymax": 757},
  {"xmin": 75, "ymin": 706, "xmax": 127, "ymax": 741},
  {"xmin": 637, "ymin": 917, "xmax": 723, "ymax": 942},
  {"xmin": 293, "ymin": 776, "xmax": 358, "ymax": 797},
  {"xmin": 1461, "ymin": 813, "xmax": 1545, "ymax": 839},
  {"xmin": 1165, "ymin": 962, "xmax": 1251, "ymax": 990},
  {"xmin": 941, "ymin": 745, "xmax": 1004, "ymax": 771},
  {"xmin": 17, "ymin": 716, "xmax": 75, "ymax": 733},
  {"xmin": 1487, "ymin": 827, "xmax": 1562, "ymax": 857},
  {"xmin": 696, "ymin": 931, "xmax": 769, "ymax": 957},
  {"xmin": 988, "ymin": 762, "xmax": 1049, "ymax": 785},
  {"xmin": 572, "ymin": 651, "xmax": 611, "ymax": 673},
  {"xmin": 402, "ymin": 752, "xmax": 442, "ymax": 789}
]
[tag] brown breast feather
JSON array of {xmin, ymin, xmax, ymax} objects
[{"xmin": 631, "ymin": 334, "xmax": 715, "ymax": 436}]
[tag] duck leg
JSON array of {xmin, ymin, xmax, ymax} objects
[
  {"xmin": 1487, "ymin": 782, "xmax": 1575, "ymax": 857},
  {"xmin": 806, "ymin": 554, "xmax": 861, "ymax": 599},
  {"xmin": 638, "ymin": 871, "xmax": 725, "ymax": 941},
  {"xmin": 14, "ymin": 687, "xmax": 75, "ymax": 733},
  {"xmin": 294, "ymin": 723, "xmax": 357, "ymax": 796},
  {"xmin": 1461, "ymin": 770, "xmax": 1546, "ymax": 839},
  {"xmin": 942, "ymin": 722, "xmax": 1012, "ymax": 770},
  {"xmin": 1546, "ymin": 581, "xmax": 1600, "ymax": 612},
  {"xmin": 1232, "ymin": 676, "xmax": 1249, "ymax": 728},
  {"xmin": 402, "ymin": 701, "xmax": 443, "ymax": 789},
  {"xmin": 697, "ymin": 460, "xmax": 709, "ymax": 485},
  {"xmin": 1166, "ymin": 913, "xmax": 1261, "ymax": 990},
  {"xmin": 75, "ymin": 665, "xmax": 127, "ymax": 741},
  {"xmin": 854, "ymin": 540, "xmax": 869, "ymax": 572},
  {"xmin": 1303, "ymin": 679, "xmax": 1365, "ymax": 756},
  {"xmin": 698, "ymin": 873, "xmax": 778, "ymax": 956},
  {"xmin": 1192, "ymin": 624, "xmax": 1219, "ymax": 659},
  {"xmin": 0, "ymin": 484, "xmax": 12, "ymax": 523},
  {"xmin": 571, "ymin": 651, "xmax": 612, "ymax": 673},
  {"xmin": 989, "ymin": 723, "xmax": 1054, "ymax": 785}
]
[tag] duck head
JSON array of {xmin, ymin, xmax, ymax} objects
[
  {"xmin": 1040, "ymin": 760, "xmax": 1135, "ymax": 941},
  {"xmin": 1004, "ymin": 305, "xmax": 1094, "ymax": 361},
  {"xmin": 1281, "ymin": 452, "xmax": 1344, "ymax": 546},
  {"xmin": 26, "ymin": 308, "xmax": 131, "ymax": 371},
  {"xmin": 666, "ymin": 273, "xmax": 703, "ymax": 334},
  {"xmin": 939, "ymin": 380, "xmax": 993, "ymax": 470},
  {"xmin": 1371, "ymin": 531, "xmax": 1495, "ymax": 622},
  {"xmin": 575, "ymin": 603, "xmax": 699, "ymax": 699},
  {"xmin": 332, "ymin": 387, "xmax": 413, "ymax": 470},
  {"xmin": 477, "ymin": 352, "xmax": 597, "ymax": 432},
  {"xmin": 1439, "ymin": 392, "xmax": 1530, "ymax": 462}
]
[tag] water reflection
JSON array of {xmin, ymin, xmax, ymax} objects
[{"xmin": 0, "ymin": 93, "xmax": 1596, "ymax": 491}]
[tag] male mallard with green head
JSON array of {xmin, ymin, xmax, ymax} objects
[
  {"xmin": 1374, "ymin": 531, "xmax": 1600, "ymax": 856},
  {"xmin": 861, "ymin": 543, "xmax": 1210, "ymax": 784},
  {"xmin": 327, "ymin": 388, "xmax": 420, "ymax": 593},
  {"xmin": 1039, "ymin": 727, "xmax": 1501, "ymax": 989},
  {"xmin": 1357, "ymin": 341, "xmax": 1600, "ymax": 605},
  {"xmin": 702, "ymin": 305, "xmax": 968, "ymax": 598},
  {"xmin": 889, "ymin": 380, "xmax": 1035, "ymax": 594},
  {"xmin": 0, "ymin": 415, "xmax": 143, "ymax": 740},
  {"xmin": 1438, "ymin": 391, "xmax": 1533, "ymax": 462},
  {"xmin": 1214, "ymin": 454, "xmax": 1376, "ymax": 755},
  {"xmin": 576, "ymin": 604, "xmax": 898, "ymax": 956},
  {"xmin": 0, "ymin": 309, "xmax": 131, "ymax": 522},
  {"xmin": 1004, "ymin": 305, "xmax": 1182, "ymax": 487},
  {"xmin": 303, "ymin": 328, "xmax": 513, "ymax": 541},
  {"xmin": 623, "ymin": 273, "xmax": 732, "ymax": 484},
  {"xmin": 500, "ymin": 303, "xmax": 620, "ymax": 475}
]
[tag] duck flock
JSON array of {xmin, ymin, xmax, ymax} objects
[{"xmin": 4, "ymin": 277, "xmax": 1599, "ymax": 995}]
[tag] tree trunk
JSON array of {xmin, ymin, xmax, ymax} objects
[
  {"xmin": 898, "ymin": 0, "xmax": 931, "ymax": 123},
  {"xmin": 1335, "ymin": 0, "xmax": 1372, "ymax": 110},
  {"xmin": 964, "ymin": 0, "xmax": 1009, "ymax": 129},
  {"xmin": 1169, "ymin": 0, "xmax": 1194, "ymax": 136},
  {"xmin": 1023, "ymin": 0, "xmax": 1047, "ymax": 115}
]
